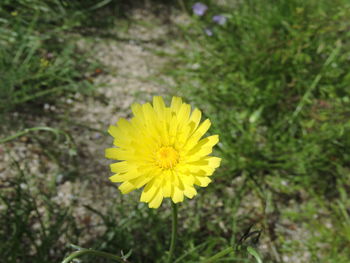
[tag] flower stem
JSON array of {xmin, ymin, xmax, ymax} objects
[
  {"xmin": 199, "ymin": 247, "xmax": 234, "ymax": 263},
  {"xmin": 61, "ymin": 248, "xmax": 131, "ymax": 263},
  {"xmin": 167, "ymin": 201, "xmax": 178, "ymax": 263}
]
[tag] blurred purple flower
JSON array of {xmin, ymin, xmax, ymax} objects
[
  {"xmin": 192, "ymin": 2, "xmax": 208, "ymax": 16},
  {"xmin": 204, "ymin": 28, "xmax": 213, "ymax": 36},
  {"xmin": 212, "ymin": 15, "xmax": 227, "ymax": 25}
]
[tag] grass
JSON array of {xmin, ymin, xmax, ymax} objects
[
  {"xmin": 1, "ymin": 0, "xmax": 350, "ymax": 262},
  {"xmin": 0, "ymin": 167, "xmax": 79, "ymax": 262},
  {"xmin": 0, "ymin": 1, "xmax": 95, "ymax": 113}
]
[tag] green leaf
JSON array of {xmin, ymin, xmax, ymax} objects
[{"xmin": 247, "ymin": 246, "xmax": 263, "ymax": 263}]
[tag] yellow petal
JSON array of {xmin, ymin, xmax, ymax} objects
[
  {"xmin": 171, "ymin": 186, "xmax": 184, "ymax": 203},
  {"xmin": 207, "ymin": 156, "xmax": 221, "ymax": 168},
  {"xmin": 184, "ymin": 119, "xmax": 211, "ymax": 150},
  {"xmin": 142, "ymin": 103, "xmax": 157, "ymax": 124},
  {"xmin": 194, "ymin": 176, "xmax": 211, "ymax": 187},
  {"xmin": 187, "ymin": 156, "xmax": 221, "ymax": 169},
  {"xmin": 168, "ymin": 114, "xmax": 179, "ymax": 145},
  {"xmin": 176, "ymin": 103, "xmax": 191, "ymax": 127},
  {"xmin": 105, "ymin": 148, "xmax": 133, "ymax": 160},
  {"xmin": 129, "ymin": 175, "xmax": 152, "ymax": 189},
  {"xmin": 171, "ymin": 171, "xmax": 184, "ymax": 190},
  {"xmin": 170, "ymin": 96, "xmax": 182, "ymax": 113},
  {"xmin": 109, "ymin": 172, "xmax": 140, "ymax": 182},
  {"xmin": 131, "ymin": 103, "xmax": 143, "ymax": 117},
  {"xmin": 149, "ymin": 188, "xmax": 164, "ymax": 208},
  {"xmin": 193, "ymin": 119, "xmax": 211, "ymax": 138},
  {"xmin": 190, "ymin": 135, "xmax": 219, "ymax": 153},
  {"xmin": 185, "ymin": 135, "xmax": 219, "ymax": 159},
  {"xmin": 176, "ymin": 124, "xmax": 192, "ymax": 149},
  {"xmin": 108, "ymin": 125, "xmax": 131, "ymax": 148},
  {"xmin": 183, "ymin": 186, "xmax": 197, "ymax": 199},
  {"xmin": 110, "ymin": 161, "xmax": 129, "ymax": 173},
  {"xmin": 117, "ymin": 118, "xmax": 134, "ymax": 135},
  {"xmin": 161, "ymin": 171, "xmax": 172, "ymax": 197},
  {"xmin": 142, "ymin": 103, "xmax": 161, "ymax": 140},
  {"xmin": 131, "ymin": 103, "xmax": 147, "ymax": 129},
  {"xmin": 153, "ymin": 96, "xmax": 166, "ymax": 118},
  {"xmin": 119, "ymin": 181, "xmax": 136, "ymax": 194},
  {"xmin": 108, "ymin": 125, "xmax": 119, "ymax": 137},
  {"xmin": 178, "ymin": 172, "xmax": 195, "ymax": 186},
  {"xmin": 162, "ymin": 179, "xmax": 172, "ymax": 197},
  {"xmin": 188, "ymin": 108, "xmax": 202, "ymax": 133},
  {"xmin": 140, "ymin": 178, "xmax": 158, "ymax": 202},
  {"xmin": 177, "ymin": 163, "xmax": 211, "ymax": 176}
]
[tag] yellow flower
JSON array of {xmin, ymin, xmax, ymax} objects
[{"xmin": 106, "ymin": 96, "xmax": 221, "ymax": 208}]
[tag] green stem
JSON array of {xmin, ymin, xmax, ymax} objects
[
  {"xmin": 199, "ymin": 247, "xmax": 234, "ymax": 263},
  {"xmin": 0, "ymin": 126, "xmax": 71, "ymax": 144},
  {"xmin": 61, "ymin": 248, "xmax": 131, "ymax": 263},
  {"xmin": 167, "ymin": 202, "xmax": 178, "ymax": 263}
]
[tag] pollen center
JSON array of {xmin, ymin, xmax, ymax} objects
[{"xmin": 156, "ymin": 146, "xmax": 179, "ymax": 169}]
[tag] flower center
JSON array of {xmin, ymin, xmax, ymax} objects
[{"xmin": 156, "ymin": 146, "xmax": 179, "ymax": 169}]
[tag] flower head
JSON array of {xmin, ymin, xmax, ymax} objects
[
  {"xmin": 192, "ymin": 2, "xmax": 208, "ymax": 16},
  {"xmin": 106, "ymin": 96, "xmax": 221, "ymax": 208},
  {"xmin": 212, "ymin": 15, "xmax": 227, "ymax": 25}
]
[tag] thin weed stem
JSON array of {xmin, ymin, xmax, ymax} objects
[
  {"xmin": 61, "ymin": 248, "xmax": 131, "ymax": 263},
  {"xmin": 167, "ymin": 202, "xmax": 178, "ymax": 263},
  {"xmin": 199, "ymin": 247, "xmax": 234, "ymax": 263}
]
